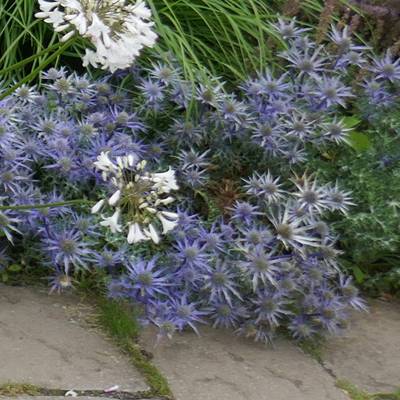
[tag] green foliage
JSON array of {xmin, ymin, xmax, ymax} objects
[
  {"xmin": 146, "ymin": 0, "xmax": 286, "ymax": 82},
  {"xmin": 95, "ymin": 297, "xmax": 172, "ymax": 398},
  {"xmin": 0, "ymin": 0, "xmax": 357, "ymax": 85},
  {"xmin": 311, "ymin": 109, "xmax": 400, "ymax": 295},
  {"xmin": 0, "ymin": 1, "xmax": 86, "ymax": 82},
  {"xmin": 0, "ymin": 383, "xmax": 40, "ymax": 397},
  {"xmin": 96, "ymin": 298, "xmax": 141, "ymax": 342},
  {"xmin": 336, "ymin": 380, "xmax": 400, "ymax": 400}
]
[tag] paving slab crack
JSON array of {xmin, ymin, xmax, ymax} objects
[{"xmin": 0, "ymin": 387, "xmax": 166, "ymax": 400}]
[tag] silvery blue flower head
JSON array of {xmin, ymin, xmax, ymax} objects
[
  {"xmin": 0, "ymin": 206, "xmax": 21, "ymax": 243},
  {"xmin": 202, "ymin": 260, "xmax": 241, "ymax": 305},
  {"xmin": 312, "ymin": 76, "xmax": 353, "ymax": 109},
  {"xmin": 371, "ymin": 50, "xmax": 400, "ymax": 83},
  {"xmin": 272, "ymin": 18, "xmax": 310, "ymax": 40},
  {"xmin": 167, "ymin": 293, "xmax": 209, "ymax": 335},
  {"xmin": 173, "ymin": 238, "xmax": 210, "ymax": 272},
  {"xmin": 209, "ymin": 301, "xmax": 248, "ymax": 329},
  {"xmin": 124, "ymin": 257, "xmax": 171, "ymax": 299},
  {"xmin": 328, "ymin": 25, "xmax": 367, "ymax": 54},
  {"xmin": 239, "ymin": 244, "xmax": 284, "ymax": 291},
  {"xmin": 243, "ymin": 171, "xmax": 286, "ymax": 204},
  {"xmin": 252, "ymin": 289, "xmax": 291, "ymax": 326},
  {"xmin": 42, "ymin": 228, "xmax": 92, "ymax": 273},
  {"xmin": 229, "ymin": 201, "xmax": 261, "ymax": 225},
  {"xmin": 280, "ymin": 46, "xmax": 326, "ymax": 78}
]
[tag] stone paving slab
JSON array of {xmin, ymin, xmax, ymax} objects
[
  {"xmin": 0, "ymin": 285, "xmax": 148, "ymax": 393},
  {"xmin": 140, "ymin": 326, "xmax": 348, "ymax": 400},
  {"xmin": 322, "ymin": 299, "xmax": 400, "ymax": 394},
  {"xmin": 0, "ymin": 396, "xmax": 161, "ymax": 400},
  {"xmin": 0, "ymin": 398, "xmax": 162, "ymax": 400}
]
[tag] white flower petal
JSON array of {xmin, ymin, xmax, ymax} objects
[
  {"xmin": 158, "ymin": 213, "xmax": 178, "ymax": 234},
  {"xmin": 127, "ymin": 223, "xmax": 148, "ymax": 244},
  {"xmin": 100, "ymin": 209, "xmax": 122, "ymax": 234}
]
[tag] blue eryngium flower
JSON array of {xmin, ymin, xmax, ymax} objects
[
  {"xmin": 167, "ymin": 294, "xmax": 208, "ymax": 335},
  {"xmin": 371, "ymin": 50, "xmax": 400, "ymax": 83},
  {"xmin": 252, "ymin": 290, "xmax": 291, "ymax": 326},
  {"xmin": 338, "ymin": 275, "xmax": 367, "ymax": 311},
  {"xmin": 42, "ymin": 228, "xmax": 92, "ymax": 273},
  {"xmin": 209, "ymin": 301, "xmax": 248, "ymax": 328},
  {"xmin": 93, "ymin": 247, "xmax": 126, "ymax": 270},
  {"xmin": 229, "ymin": 201, "xmax": 261, "ymax": 225},
  {"xmin": 203, "ymin": 261, "xmax": 242, "ymax": 305},
  {"xmin": 288, "ymin": 315, "xmax": 316, "ymax": 340},
  {"xmin": 123, "ymin": 257, "xmax": 170, "ymax": 299},
  {"xmin": 48, "ymin": 266, "xmax": 74, "ymax": 294},
  {"xmin": 173, "ymin": 238, "xmax": 210, "ymax": 271},
  {"xmin": 239, "ymin": 245, "xmax": 283, "ymax": 291}
]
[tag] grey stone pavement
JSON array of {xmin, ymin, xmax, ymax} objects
[{"xmin": 0, "ymin": 284, "xmax": 399, "ymax": 400}]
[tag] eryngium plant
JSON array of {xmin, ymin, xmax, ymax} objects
[{"xmin": 1, "ymin": 19, "xmax": 399, "ymax": 342}]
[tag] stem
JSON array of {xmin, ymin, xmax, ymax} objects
[
  {"xmin": 0, "ymin": 37, "xmax": 76, "ymax": 100},
  {"xmin": 0, "ymin": 41, "xmax": 64, "ymax": 75},
  {"xmin": 0, "ymin": 199, "xmax": 90, "ymax": 212}
]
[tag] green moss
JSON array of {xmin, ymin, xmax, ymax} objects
[
  {"xmin": 126, "ymin": 342, "xmax": 172, "ymax": 398},
  {"xmin": 336, "ymin": 380, "xmax": 371, "ymax": 400},
  {"xmin": 336, "ymin": 380, "xmax": 400, "ymax": 400},
  {"xmin": 0, "ymin": 383, "xmax": 40, "ymax": 397},
  {"xmin": 94, "ymin": 297, "xmax": 172, "ymax": 398},
  {"xmin": 298, "ymin": 337, "xmax": 325, "ymax": 363},
  {"xmin": 96, "ymin": 298, "xmax": 141, "ymax": 342}
]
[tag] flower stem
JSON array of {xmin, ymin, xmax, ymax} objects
[
  {"xmin": 0, "ymin": 37, "xmax": 76, "ymax": 100},
  {"xmin": 0, "ymin": 199, "xmax": 91, "ymax": 212},
  {"xmin": 0, "ymin": 41, "xmax": 65, "ymax": 76}
]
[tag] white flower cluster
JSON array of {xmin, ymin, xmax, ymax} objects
[
  {"xmin": 35, "ymin": 0, "xmax": 157, "ymax": 72},
  {"xmin": 92, "ymin": 152, "xmax": 179, "ymax": 244}
]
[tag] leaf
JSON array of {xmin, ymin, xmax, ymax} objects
[
  {"xmin": 352, "ymin": 266, "xmax": 365, "ymax": 284},
  {"xmin": 348, "ymin": 131, "xmax": 371, "ymax": 152},
  {"xmin": 341, "ymin": 116, "xmax": 361, "ymax": 128},
  {"xmin": 1, "ymin": 272, "xmax": 8, "ymax": 282},
  {"xmin": 8, "ymin": 264, "xmax": 22, "ymax": 272}
]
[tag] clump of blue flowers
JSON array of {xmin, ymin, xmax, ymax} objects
[{"xmin": 1, "ymin": 19, "xmax": 399, "ymax": 343}]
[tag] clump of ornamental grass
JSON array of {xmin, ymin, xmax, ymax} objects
[{"xmin": 1, "ymin": 19, "xmax": 399, "ymax": 343}]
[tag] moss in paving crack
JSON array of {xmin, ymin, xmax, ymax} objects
[
  {"xmin": 0, "ymin": 383, "xmax": 40, "ymax": 396},
  {"xmin": 95, "ymin": 297, "xmax": 173, "ymax": 399},
  {"xmin": 96, "ymin": 298, "xmax": 141, "ymax": 342},
  {"xmin": 297, "ymin": 337, "xmax": 325, "ymax": 363},
  {"xmin": 336, "ymin": 379, "xmax": 400, "ymax": 400},
  {"xmin": 125, "ymin": 342, "xmax": 172, "ymax": 397}
]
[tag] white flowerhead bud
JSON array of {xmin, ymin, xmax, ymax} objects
[
  {"xmin": 91, "ymin": 199, "xmax": 105, "ymax": 214},
  {"xmin": 108, "ymin": 189, "xmax": 121, "ymax": 206},
  {"xmin": 127, "ymin": 154, "xmax": 135, "ymax": 166},
  {"xmin": 156, "ymin": 196, "xmax": 175, "ymax": 205},
  {"xmin": 144, "ymin": 223, "xmax": 160, "ymax": 244},
  {"xmin": 137, "ymin": 160, "xmax": 147, "ymax": 170}
]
